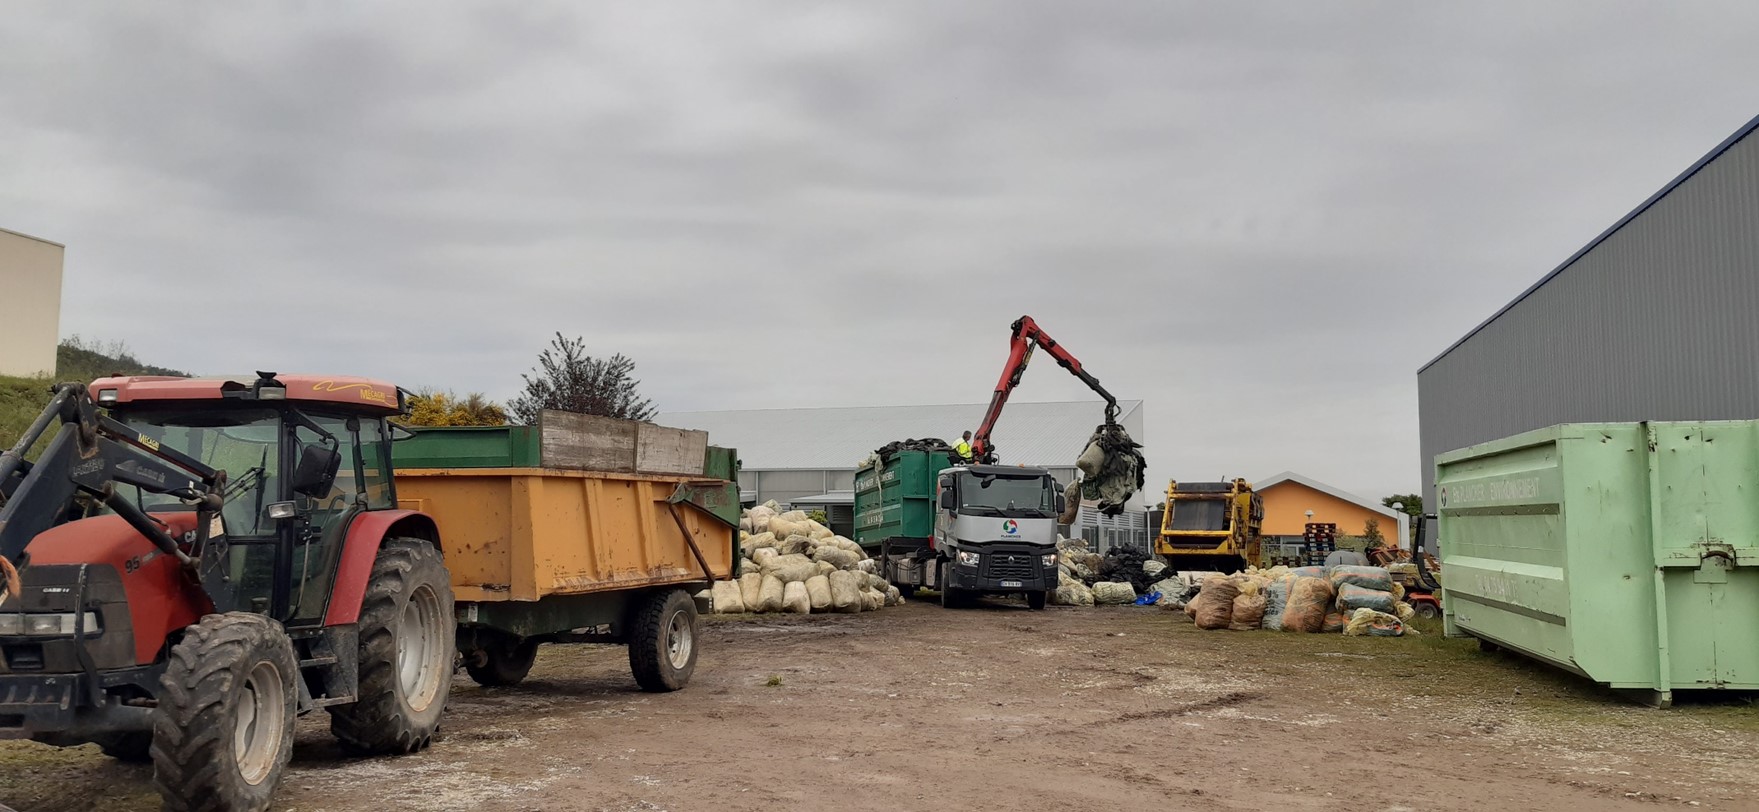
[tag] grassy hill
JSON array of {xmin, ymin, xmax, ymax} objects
[{"xmin": 1, "ymin": 338, "xmax": 189, "ymax": 450}]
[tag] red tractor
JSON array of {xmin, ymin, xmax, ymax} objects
[{"xmin": 0, "ymin": 373, "xmax": 455, "ymax": 811}]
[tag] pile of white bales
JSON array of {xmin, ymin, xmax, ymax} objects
[{"xmin": 707, "ymin": 502, "xmax": 903, "ymax": 615}]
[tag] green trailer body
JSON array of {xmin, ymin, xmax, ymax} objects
[
  {"xmin": 852, "ymin": 449, "xmax": 958, "ymax": 550},
  {"xmin": 1436, "ymin": 421, "xmax": 1759, "ymax": 705}
]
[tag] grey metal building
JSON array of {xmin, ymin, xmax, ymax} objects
[{"xmin": 1418, "ymin": 113, "xmax": 1759, "ymax": 503}]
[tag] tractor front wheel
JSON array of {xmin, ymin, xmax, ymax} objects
[
  {"xmin": 329, "ymin": 538, "xmax": 456, "ymax": 754},
  {"xmin": 150, "ymin": 612, "xmax": 297, "ymax": 812}
]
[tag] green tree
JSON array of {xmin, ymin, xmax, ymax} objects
[
  {"xmin": 509, "ymin": 333, "xmax": 656, "ymax": 424},
  {"xmin": 1382, "ymin": 494, "xmax": 1423, "ymax": 516},
  {"xmin": 396, "ymin": 390, "xmax": 509, "ymax": 427},
  {"xmin": 1362, "ymin": 517, "xmax": 1385, "ymax": 548}
]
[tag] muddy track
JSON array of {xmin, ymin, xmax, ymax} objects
[{"xmin": 3, "ymin": 600, "xmax": 1756, "ymax": 811}]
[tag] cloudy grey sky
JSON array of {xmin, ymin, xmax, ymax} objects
[{"xmin": 3, "ymin": 2, "xmax": 1757, "ymax": 500}]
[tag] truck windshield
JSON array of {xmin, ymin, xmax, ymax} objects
[
  {"xmin": 959, "ymin": 473, "xmax": 1052, "ymax": 518},
  {"xmin": 115, "ymin": 409, "xmax": 282, "ymax": 537}
]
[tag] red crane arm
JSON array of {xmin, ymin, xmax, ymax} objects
[{"xmin": 969, "ymin": 316, "xmax": 1120, "ymax": 463}]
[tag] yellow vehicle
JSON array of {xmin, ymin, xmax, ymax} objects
[{"xmin": 1154, "ymin": 478, "xmax": 1264, "ymax": 573}]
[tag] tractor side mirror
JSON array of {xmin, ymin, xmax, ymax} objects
[
  {"xmin": 291, "ymin": 445, "xmax": 342, "ymax": 498},
  {"xmin": 939, "ymin": 489, "xmax": 956, "ymax": 510}
]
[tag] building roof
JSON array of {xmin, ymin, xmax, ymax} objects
[
  {"xmin": 0, "ymin": 226, "xmax": 64, "ymax": 248},
  {"xmin": 659, "ymin": 400, "xmax": 1141, "ymax": 470},
  {"xmin": 1253, "ymin": 470, "xmax": 1409, "ymax": 544},
  {"xmin": 1420, "ymin": 112, "xmax": 1759, "ymax": 374}
]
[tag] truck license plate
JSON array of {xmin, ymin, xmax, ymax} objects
[{"xmin": 1000, "ymin": 580, "xmax": 1023, "ymax": 588}]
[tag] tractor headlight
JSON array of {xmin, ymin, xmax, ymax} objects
[
  {"xmin": 0, "ymin": 612, "xmax": 101, "ymax": 637},
  {"xmin": 956, "ymin": 551, "xmax": 980, "ymax": 567},
  {"xmin": 1042, "ymin": 553, "xmax": 1058, "ymax": 568}
]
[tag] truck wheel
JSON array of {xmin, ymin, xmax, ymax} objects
[
  {"xmin": 150, "ymin": 612, "xmax": 297, "ymax": 812},
  {"xmin": 95, "ymin": 732, "xmax": 153, "ymax": 762},
  {"xmin": 1027, "ymin": 590, "xmax": 1048, "ymax": 611},
  {"xmin": 897, "ymin": 584, "xmax": 917, "ymax": 599},
  {"xmin": 330, "ymin": 539, "xmax": 456, "ymax": 754},
  {"xmin": 628, "ymin": 589, "xmax": 698, "ymax": 692},
  {"xmin": 465, "ymin": 632, "xmax": 538, "ymax": 687},
  {"xmin": 938, "ymin": 562, "xmax": 963, "ymax": 608}
]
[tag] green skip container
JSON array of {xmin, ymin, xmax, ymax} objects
[{"xmin": 1436, "ymin": 421, "xmax": 1759, "ymax": 706}]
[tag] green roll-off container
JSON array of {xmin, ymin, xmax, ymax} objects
[
  {"xmin": 852, "ymin": 449, "xmax": 958, "ymax": 550},
  {"xmin": 1436, "ymin": 421, "xmax": 1759, "ymax": 706}
]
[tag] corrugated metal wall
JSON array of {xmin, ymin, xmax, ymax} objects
[{"xmin": 1418, "ymin": 124, "xmax": 1759, "ymax": 504}]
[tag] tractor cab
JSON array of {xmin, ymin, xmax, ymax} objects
[{"xmin": 95, "ymin": 372, "xmax": 409, "ymax": 623}]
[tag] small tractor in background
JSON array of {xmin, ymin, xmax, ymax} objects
[{"xmin": 0, "ymin": 374, "xmax": 454, "ymax": 812}]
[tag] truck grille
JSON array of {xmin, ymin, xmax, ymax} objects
[{"xmin": 987, "ymin": 554, "xmax": 1036, "ymax": 579}]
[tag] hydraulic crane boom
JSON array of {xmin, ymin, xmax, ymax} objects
[{"xmin": 970, "ymin": 316, "xmax": 1121, "ymax": 464}]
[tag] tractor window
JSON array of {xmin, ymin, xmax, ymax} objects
[
  {"xmin": 115, "ymin": 409, "xmax": 281, "ymax": 538},
  {"xmin": 356, "ymin": 418, "xmax": 393, "ymax": 510}
]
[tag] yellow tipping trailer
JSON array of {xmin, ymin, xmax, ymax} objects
[{"xmin": 392, "ymin": 411, "xmax": 739, "ymax": 690}]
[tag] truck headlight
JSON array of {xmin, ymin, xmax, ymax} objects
[
  {"xmin": 0, "ymin": 612, "xmax": 101, "ymax": 637},
  {"xmin": 1042, "ymin": 553, "xmax": 1057, "ymax": 567},
  {"xmin": 956, "ymin": 551, "xmax": 980, "ymax": 567}
]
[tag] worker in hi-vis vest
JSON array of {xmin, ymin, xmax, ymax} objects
[{"xmin": 953, "ymin": 431, "xmax": 974, "ymax": 462}]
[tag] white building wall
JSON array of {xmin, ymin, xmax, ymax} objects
[{"xmin": 0, "ymin": 229, "xmax": 64, "ymax": 377}]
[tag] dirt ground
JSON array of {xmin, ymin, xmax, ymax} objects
[{"xmin": 4, "ymin": 598, "xmax": 1757, "ymax": 812}]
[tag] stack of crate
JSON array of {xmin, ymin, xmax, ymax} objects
[{"xmin": 1302, "ymin": 523, "xmax": 1337, "ymax": 566}]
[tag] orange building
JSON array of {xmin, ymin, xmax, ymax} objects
[{"xmin": 1254, "ymin": 471, "xmax": 1407, "ymax": 549}]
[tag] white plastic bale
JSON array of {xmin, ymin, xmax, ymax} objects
[
  {"xmin": 762, "ymin": 553, "xmax": 819, "ymax": 584},
  {"xmin": 752, "ymin": 548, "xmax": 780, "ymax": 568},
  {"xmin": 756, "ymin": 575, "xmax": 786, "ymax": 613},
  {"xmin": 805, "ymin": 575, "xmax": 833, "ymax": 610},
  {"xmin": 813, "ymin": 547, "xmax": 860, "ymax": 570},
  {"xmin": 776, "ymin": 534, "xmax": 814, "ymax": 557},
  {"xmin": 884, "ymin": 585, "xmax": 902, "ymax": 606},
  {"xmin": 779, "ymin": 510, "xmax": 809, "ymax": 522},
  {"xmin": 782, "ymin": 581, "xmax": 811, "ymax": 614},
  {"xmin": 739, "ymin": 572, "xmax": 764, "ymax": 609},
  {"xmin": 856, "ymin": 559, "xmax": 877, "ymax": 574},
  {"xmin": 1092, "ymin": 582, "xmax": 1137, "ymax": 605},
  {"xmin": 828, "ymin": 570, "xmax": 860, "ymax": 612},
  {"xmin": 712, "ymin": 580, "xmax": 747, "ymax": 614},
  {"xmin": 767, "ymin": 517, "xmax": 803, "ymax": 541},
  {"xmin": 1054, "ymin": 582, "xmax": 1095, "ymax": 606},
  {"xmin": 815, "ymin": 561, "xmax": 838, "ymax": 577},
  {"xmin": 740, "ymin": 532, "xmax": 777, "ymax": 557},
  {"xmin": 861, "ymin": 589, "xmax": 885, "ymax": 612}
]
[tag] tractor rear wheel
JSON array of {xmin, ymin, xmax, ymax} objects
[
  {"xmin": 1412, "ymin": 601, "xmax": 1441, "ymax": 620},
  {"xmin": 465, "ymin": 631, "xmax": 538, "ymax": 687},
  {"xmin": 150, "ymin": 612, "xmax": 297, "ymax": 812},
  {"xmin": 628, "ymin": 589, "xmax": 698, "ymax": 692},
  {"xmin": 329, "ymin": 538, "xmax": 455, "ymax": 754}
]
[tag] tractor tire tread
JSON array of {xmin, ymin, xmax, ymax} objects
[
  {"xmin": 150, "ymin": 612, "xmax": 296, "ymax": 812},
  {"xmin": 328, "ymin": 538, "xmax": 454, "ymax": 755}
]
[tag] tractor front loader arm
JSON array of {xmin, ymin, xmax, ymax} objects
[{"xmin": 0, "ymin": 383, "xmax": 224, "ymax": 573}]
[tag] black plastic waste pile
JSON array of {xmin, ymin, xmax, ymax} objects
[
  {"xmin": 873, "ymin": 438, "xmax": 952, "ymax": 458},
  {"xmin": 1094, "ymin": 546, "xmax": 1159, "ymax": 593}
]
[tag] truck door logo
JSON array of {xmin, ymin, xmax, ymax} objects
[{"xmin": 1002, "ymin": 520, "xmax": 1018, "ymax": 534}]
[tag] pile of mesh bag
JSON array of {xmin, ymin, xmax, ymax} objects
[
  {"xmin": 1175, "ymin": 564, "xmax": 1420, "ymax": 636},
  {"xmin": 706, "ymin": 502, "xmax": 902, "ymax": 614}
]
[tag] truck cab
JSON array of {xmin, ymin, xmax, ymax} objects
[{"xmin": 929, "ymin": 464, "xmax": 1063, "ymax": 609}]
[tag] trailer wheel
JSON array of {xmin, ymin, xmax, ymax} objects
[
  {"xmin": 94, "ymin": 732, "xmax": 153, "ymax": 762},
  {"xmin": 628, "ymin": 589, "xmax": 698, "ymax": 692},
  {"xmin": 1027, "ymin": 590, "xmax": 1048, "ymax": 611},
  {"xmin": 465, "ymin": 632, "xmax": 538, "ymax": 687},
  {"xmin": 330, "ymin": 538, "xmax": 456, "ymax": 754},
  {"xmin": 150, "ymin": 612, "xmax": 297, "ymax": 812}
]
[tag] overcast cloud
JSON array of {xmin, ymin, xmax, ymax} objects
[{"xmin": 3, "ymin": 2, "xmax": 1757, "ymax": 500}]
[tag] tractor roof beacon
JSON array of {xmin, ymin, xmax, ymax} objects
[{"xmin": 0, "ymin": 372, "xmax": 455, "ymax": 812}]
